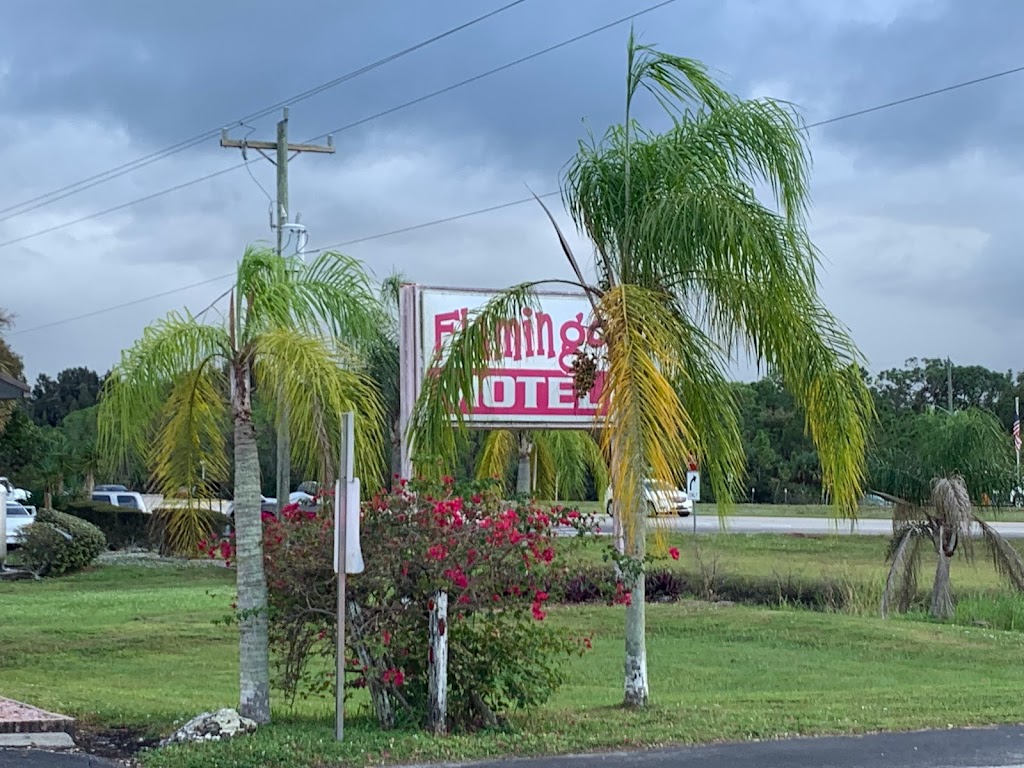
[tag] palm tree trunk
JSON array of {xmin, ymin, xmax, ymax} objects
[
  {"xmin": 232, "ymin": 360, "xmax": 271, "ymax": 723},
  {"xmin": 44, "ymin": 488, "xmax": 52, "ymax": 510},
  {"xmin": 615, "ymin": 438, "xmax": 649, "ymax": 708},
  {"xmin": 931, "ymin": 541, "xmax": 955, "ymax": 620},
  {"xmin": 516, "ymin": 432, "xmax": 532, "ymax": 496},
  {"xmin": 84, "ymin": 471, "xmax": 95, "ymax": 495}
]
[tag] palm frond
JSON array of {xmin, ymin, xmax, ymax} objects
[
  {"xmin": 476, "ymin": 429, "xmax": 517, "ymax": 486},
  {"xmin": 236, "ymin": 246, "xmax": 385, "ymax": 348},
  {"xmin": 975, "ymin": 517, "xmax": 1024, "ymax": 592},
  {"xmin": 598, "ymin": 284, "xmax": 699, "ymax": 546},
  {"xmin": 253, "ymin": 328, "xmax": 385, "ymax": 487},
  {"xmin": 881, "ymin": 524, "xmax": 927, "ymax": 617},
  {"xmin": 148, "ymin": 367, "xmax": 230, "ymax": 552},
  {"xmin": 536, "ymin": 429, "xmax": 609, "ymax": 503},
  {"xmin": 98, "ymin": 314, "xmax": 229, "ymax": 476}
]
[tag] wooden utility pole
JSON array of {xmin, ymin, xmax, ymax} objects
[{"xmin": 220, "ymin": 108, "xmax": 335, "ymax": 512}]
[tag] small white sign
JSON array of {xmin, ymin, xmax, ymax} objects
[
  {"xmin": 334, "ymin": 478, "xmax": 364, "ymax": 574},
  {"xmin": 685, "ymin": 471, "xmax": 701, "ymax": 501}
]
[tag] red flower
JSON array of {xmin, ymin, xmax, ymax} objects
[
  {"xmin": 393, "ymin": 669, "xmax": 405, "ymax": 687},
  {"xmin": 534, "ymin": 590, "xmax": 549, "ymax": 602},
  {"xmin": 442, "ymin": 475, "xmax": 455, "ymax": 485},
  {"xmin": 382, "ymin": 630, "xmax": 391, "ymax": 647},
  {"xmin": 583, "ymin": 637, "xmax": 593, "ymax": 649},
  {"xmin": 540, "ymin": 547, "xmax": 555, "ymax": 563},
  {"xmin": 426, "ymin": 545, "xmax": 448, "ymax": 561},
  {"xmin": 669, "ymin": 547, "xmax": 680, "ymax": 561},
  {"xmin": 531, "ymin": 603, "xmax": 547, "ymax": 621},
  {"xmin": 471, "ymin": 494, "xmax": 483, "ymax": 504}
]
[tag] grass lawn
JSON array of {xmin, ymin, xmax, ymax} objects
[
  {"xmin": 554, "ymin": 500, "xmax": 1024, "ymax": 522},
  {"xmin": 3, "ymin": 545, "xmax": 1024, "ymax": 768}
]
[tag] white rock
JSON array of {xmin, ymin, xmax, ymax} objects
[{"xmin": 160, "ymin": 708, "xmax": 257, "ymax": 746}]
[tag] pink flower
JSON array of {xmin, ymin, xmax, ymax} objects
[
  {"xmin": 531, "ymin": 603, "xmax": 547, "ymax": 621},
  {"xmin": 426, "ymin": 545, "xmax": 448, "ymax": 561},
  {"xmin": 382, "ymin": 631, "xmax": 391, "ymax": 646},
  {"xmin": 669, "ymin": 547, "xmax": 680, "ymax": 561}
]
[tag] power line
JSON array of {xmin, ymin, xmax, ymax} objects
[
  {"xmin": 0, "ymin": 0, "xmax": 529, "ymax": 225},
  {"xmin": 0, "ymin": 0, "xmax": 681, "ymax": 252},
  {"xmin": 12, "ymin": 41, "xmax": 1024, "ymax": 334},
  {"xmin": 9, "ymin": 193, "xmax": 562, "ymax": 336}
]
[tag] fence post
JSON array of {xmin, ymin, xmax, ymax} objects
[{"xmin": 427, "ymin": 590, "xmax": 448, "ymax": 734}]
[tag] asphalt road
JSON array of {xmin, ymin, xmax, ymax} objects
[
  {"xmin": 586, "ymin": 514, "xmax": 1024, "ymax": 538},
  {"xmin": 399, "ymin": 726, "xmax": 1024, "ymax": 768},
  {"xmin": 7, "ymin": 726, "xmax": 1024, "ymax": 768}
]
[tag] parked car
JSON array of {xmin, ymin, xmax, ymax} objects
[
  {"xmin": 91, "ymin": 490, "xmax": 148, "ymax": 513},
  {"xmin": 226, "ymin": 491, "xmax": 317, "ymax": 518},
  {"xmin": 604, "ymin": 479, "xmax": 693, "ymax": 518},
  {"xmin": 5, "ymin": 502, "xmax": 36, "ymax": 547}
]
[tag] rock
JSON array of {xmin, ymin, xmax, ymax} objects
[{"xmin": 160, "ymin": 708, "xmax": 257, "ymax": 746}]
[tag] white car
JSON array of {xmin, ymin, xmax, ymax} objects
[
  {"xmin": 604, "ymin": 479, "xmax": 693, "ymax": 518},
  {"xmin": 6, "ymin": 502, "xmax": 36, "ymax": 547}
]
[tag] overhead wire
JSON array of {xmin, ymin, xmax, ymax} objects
[
  {"xmin": 11, "ymin": 37, "xmax": 1024, "ymax": 335},
  {"xmin": 0, "ymin": 0, "xmax": 682, "ymax": 252},
  {"xmin": 0, "ymin": 0, "xmax": 529, "ymax": 225}
]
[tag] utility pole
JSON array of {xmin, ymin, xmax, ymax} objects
[
  {"xmin": 947, "ymin": 357, "xmax": 954, "ymax": 412},
  {"xmin": 221, "ymin": 108, "xmax": 335, "ymax": 512}
]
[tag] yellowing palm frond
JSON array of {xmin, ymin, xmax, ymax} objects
[
  {"xmin": 149, "ymin": 367, "xmax": 230, "ymax": 552},
  {"xmin": 476, "ymin": 429, "xmax": 516, "ymax": 484},
  {"xmin": 98, "ymin": 314, "xmax": 230, "ymax": 477}
]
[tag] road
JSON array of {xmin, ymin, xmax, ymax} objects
[
  {"xmin": 397, "ymin": 726, "xmax": 1024, "ymax": 768},
  {"xmin": 6, "ymin": 725, "xmax": 1024, "ymax": 768},
  {"xmin": 584, "ymin": 514, "xmax": 1024, "ymax": 538}
]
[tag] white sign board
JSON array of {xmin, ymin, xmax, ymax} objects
[
  {"xmin": 334, "ymin": 478, "xmax": 364, "ymax": 574},
  {"xmin": 686, "ymin": 471, "xmax": 701, "ymax": 501},
  {"xmin": 404, "ymin": 285, "xmax": 607, "ymax": 430}
]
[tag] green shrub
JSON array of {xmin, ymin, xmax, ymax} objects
[
  {"xmin": 18, "ymin": 508, "xmax": 106, "ymax": 576},
  {"xmin": 64, "ymin": 500, "xmax": 150, "ymax": 550}
]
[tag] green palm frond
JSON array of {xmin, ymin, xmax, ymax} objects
[
  {"xmin": 254, "ymin": 328, "xmax": 385, "ymax": 486},
  {"xmin": 98, "ymin": 314, "xmax": 230, "ymax": 475},
  {"xmin": 534, "ymin": 430, "xmax": 608, "ymax": 502}
]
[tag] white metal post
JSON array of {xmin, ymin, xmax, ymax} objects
[{"xmin": 336, "ymin": 412, "xmax": 354, "ymax": 741}]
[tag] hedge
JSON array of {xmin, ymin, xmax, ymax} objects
[
  {"xmin": 17, "ymin": 508, "xmax": 107, "ymax": 576},
  {"xmin": 64, "ymin": 500, "xmax": 150, "ymax": 549}
]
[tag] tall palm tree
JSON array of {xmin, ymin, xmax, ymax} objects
[
  {"xmin": 476, "ymin": 429, "xmax": 608, "ymax": 501},
  {"xmin": 874, "ymin": 408, "xmax": 1023, "ymax": 619},
  {"xmin": 98, "ymin": 246, "xmax": 385, "ymax": 723},
  {"xmin": 410, "ymin": 34, "xmax": 872, "ymax": 707}
]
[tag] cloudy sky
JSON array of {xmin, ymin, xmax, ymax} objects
[{"xmin": 2, "ymin": 0, "xmax": 1022, "ymax": 382}]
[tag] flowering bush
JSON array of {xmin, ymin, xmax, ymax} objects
[{"xmin": 202, "ymin": 478, "xmax": 597, "ymax": 731}]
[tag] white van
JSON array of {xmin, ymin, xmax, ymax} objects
[
  {"xmin": 604, "ymin": 478, "xmax": 693, "ymax": 518},
  {"xmin": 91, "ymin": 490, "xmax": 148, "ymax": 513}
]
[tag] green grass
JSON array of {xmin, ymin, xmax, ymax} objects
[
  {"xmin": 4, "ymin": 548, "xmax": 1024, "ymax": 768},
  {"xmin": 552, "ymin": 500, "xmax": 1024, "ymax": 521}
]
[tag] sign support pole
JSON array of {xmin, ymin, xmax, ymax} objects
[{"xmin": 336, "ymin": 412, "xmax": 354, "ymax": 742}]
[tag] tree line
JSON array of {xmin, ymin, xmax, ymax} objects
[{"xmin": 2, "ymin": 354, "xmax": 1019, "ymax": 506}]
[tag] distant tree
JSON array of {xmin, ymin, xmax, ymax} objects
[
  {"xmin": 62, "ymin": 406, "xmax": 101, "ymax": 494},
  {"xmin": 0, "ymin": 308, "xmax": 26, "ymax": 434},
  {"xmin": 31, "ymin": 367, "xmax": 104, "ymax": 427},
  {"xmin": 34, "ymin": 427, "xmax": 71, "ymax": 509}
]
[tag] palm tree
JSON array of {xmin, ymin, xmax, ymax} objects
[
  {"xmin": 98, "ymin": 246, "xmax": 385, "ymax": 723},
  {"xmin": 62, "ymin": 406, "xmax": 101, "ymax": 494},
  {"xmin": 476, "ymin": 429, "xmax": 608, "ymax": 501},
  {"xmin": 35, "ymin": 428, "xmax": 71, "ymax": 509},
  {"xmin": 410, "ymin": 34, "xmax": 872, "ymax": 707},
  {"xmin": 874, "ymin": 408, "xmax": 1023, "ymax": 619}
]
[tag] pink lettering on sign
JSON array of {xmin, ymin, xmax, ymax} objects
[
  {"xmin": 433, "ymin": 307, "xmax": 603, "ymax": 374},
  {"xmin": 452, "ymin": 370, "xmax": 608, "ymax": 418}
]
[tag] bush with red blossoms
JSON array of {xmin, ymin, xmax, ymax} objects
[{"xmin": 202, "ymin": 477, "xmax": 597, "ymax": 731}]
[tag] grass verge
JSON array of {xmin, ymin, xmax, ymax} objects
[{"xmin": 3, "ymin": 543, "xmax": 1024, "ymax": 767}]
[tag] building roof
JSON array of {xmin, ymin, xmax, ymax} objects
[{"xmin": 0, "ymin": 371, "xmax": 30, "ymax": 401}]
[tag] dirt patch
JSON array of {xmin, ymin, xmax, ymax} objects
[{"xmin": 76, "ymin": 727, "xmax": 159, "ymax": 766}]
